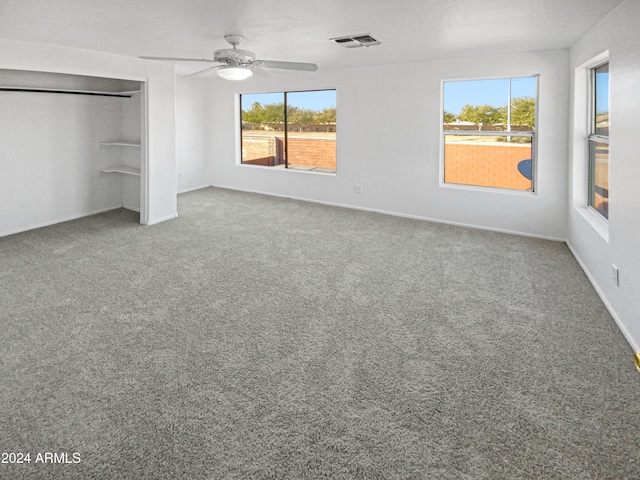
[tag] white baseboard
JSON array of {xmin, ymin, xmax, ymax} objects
[
  {"xmin": 566, "ymin": 242, "xmax": 638, "ymax": 353},
  {"xmin": 178, "ymin": 183, "xmax": 211, "ymax": 194},
  {"xmin": 143, "ymin": 213, "xmax": 179, "ymax": 226},
  {"xmin": 209, "ymin": 183, "xmax": 565, "ymax": 243},
  {"xmin": 1, "ymin": 205, "xmax": 124, "ymax": 238}
]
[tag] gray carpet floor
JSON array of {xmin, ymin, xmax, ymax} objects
[{"xmin": 1, "ymin": 187, "xmax": 639, "ymax": 479}]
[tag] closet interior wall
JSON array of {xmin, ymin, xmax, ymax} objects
[{"xmin": 0, "ymin": 70, "xmax": 143, "ymax": 236}]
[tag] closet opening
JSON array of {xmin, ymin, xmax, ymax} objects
[{"xmin": 0, "ymin": 69, "xmax": 147, "ymax": 236}]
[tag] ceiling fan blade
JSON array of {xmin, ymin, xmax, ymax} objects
[
  {"xmin": 184, "ymin": 66, "xmax": 223, "ymax": 78},
  {"xmin": 140, "ymin": 56, "xmax": 217, "ymax": 63},
  {"xmin": 254, "ymin": 60, "xmax": 318, "ymax": 71},
  {"xmin": 251, "ymin": 68, "xmax": 270, "ymax": 78}
]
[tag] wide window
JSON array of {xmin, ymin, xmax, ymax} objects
[
  {"xmin": 588, "ymin": 63, "xmax": 609, "ymax": 219},
  {"xmin": 240, "ymin": 89, "xmax": 336, "ymax": 173},
  {"xmin": 442, "ymin": 76, "xmax": 537, "ymax": 191}
]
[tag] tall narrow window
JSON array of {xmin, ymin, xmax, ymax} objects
[
  {"xmin": 442, "ymin": 76, "xmax": 537, "ymax": 191},
  {"xmin": 240, "ymin": 89, "xmax": 336, "ymax": 173},
  {"xmin": 588, "ymin": 63, "xmax": 609, "ymax": 219}
]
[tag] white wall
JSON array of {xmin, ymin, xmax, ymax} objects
[
  {"xmin": 0, "ymin": 39, "xmax": 177, "ymax": 234},
  {"xmin": 176, "ymin": 77, "xmax": 213, "ymax": 193},
  {"xmin": 568, "ymin": 0, "xmax": 640, "ymax": 352},
  {"xmin": 0, "ymin": 79, "xmax": 126, "ymax": 235},
  {"xmin": 207, "ymin": 49, "xmax": 569, "ymax": 240}
]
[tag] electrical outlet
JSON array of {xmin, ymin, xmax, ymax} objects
[
  {"xmin": 612, "ymin": 264, "xmax": 619, "ymax": 286},
  {"xmin": 178, "ymin": 173, "xmax": 183, "ymax": 181},
  {"xmin": 355, "ymin": 184, "xmax": 363, "ymax": 193}
]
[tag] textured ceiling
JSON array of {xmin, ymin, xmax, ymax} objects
[{"xmin": 0, "ymin": 0, "xmax": 625, "ymax": 75}]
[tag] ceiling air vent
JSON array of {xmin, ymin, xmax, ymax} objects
[{"xmin": 331, "ymin": 33, "xmax": 382, "ymax": 48}]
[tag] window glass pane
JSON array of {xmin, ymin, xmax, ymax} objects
[
  {"xmin": 589, "ymin": 141, "xmax": 609, "ymax": 219},
  {"xmin": 588, "ymin": 62, "xmax": 609, "ymax": 220},
  {"xmin": 510, "ymin": 77, "xmax": 536, "ymax": 132},
  {"xmin": 240, "ymin": 90, "xmax": 336, "ymax": 172},
  {"xmin": 444, "ymin": 77, "xmax": 536, "ymax": 130},
  {"xmin": 286, "ymin": 90, "xmax": 336, "ymax": 173},
  {"xmin": 444, "ymin": 134, "xmax": 532, "ymax": 190},
  {"xmin": 241, "ymin": 93, "xmax": 284, "ymax": 166},
  {"xmin": 594, "ymin": 63, "xmax": 609, "ymax": 137},
  {"xmin": 443, "ymin": 76, "xmax": 536, "ymax": 190}
]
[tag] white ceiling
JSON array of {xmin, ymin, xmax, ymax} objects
[{"xmin": 0, "ymin": 0, "xmax": 625, "ymax": 75}]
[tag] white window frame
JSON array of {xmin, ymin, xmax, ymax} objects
[
  {"xmin": 572, "ymin": 51, "xmax": 609, "ymax": 241},
  {"xmin": 237, "ymin": 89, "xmax": 337, "ymax": 175},
  {"xmin": 587, "ymin": 62, "xmax": 610, "ymax": 220},
  {"xmin": 440, "ymin": 75, "xmax": 539, "ymax": 193}
]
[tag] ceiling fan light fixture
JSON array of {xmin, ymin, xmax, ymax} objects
[{"xmin": 217, "ymin": 65, "xmax": 253, "ymax": 80}]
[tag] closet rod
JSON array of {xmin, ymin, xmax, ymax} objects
[{"xmin": 0, "ymin": 87, "xmax": 133, "ymax": 98}]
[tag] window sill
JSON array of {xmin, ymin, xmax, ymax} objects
[
  {"xmin": 440, "ymin": 181, "xmax": 535, "ymax": 196},
  {"xmin": 238, "ymin": 163, "xmax": 337, "ymax": 176},
  {"xmin": 575, "ymin": 206, "xmax": 609, "ymax": 242}
]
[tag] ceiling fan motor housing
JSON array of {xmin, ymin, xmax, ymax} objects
[{"xmin": 213, "ymin": 48, "xmax": 256, "ymax": 64}]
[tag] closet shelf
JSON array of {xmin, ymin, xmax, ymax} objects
[
  {"xmin": 100, "ymin": 166, "xmax": 141, "ymax": 176},
  {"xmin": 99, "ymin": 142, "xmax": 141, "ymax": 147}
]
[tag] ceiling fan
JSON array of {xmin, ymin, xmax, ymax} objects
[{"xmin": 140, "ymin": 35, "xmax": 318, "ymax": 80}]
